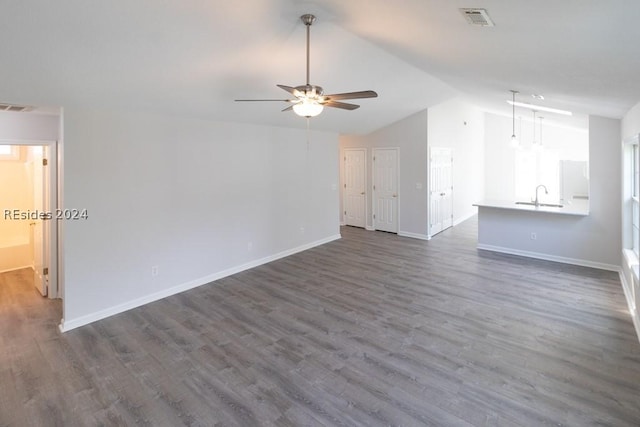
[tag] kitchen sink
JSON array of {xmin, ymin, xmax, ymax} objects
[{"xmin": 515, "ymin": 201, "xmax": 564, "ymax": 208}]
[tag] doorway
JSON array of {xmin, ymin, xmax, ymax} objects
[
  {"xmin": 343, "ymin": 148, "xmax": 367, "ymax": 228},
  {"xmin": 429, "ymin": 147, "xmax": 453, "ymax": 237},
  {"xmin": 372, "ymin": 148, "xmax": 399, "ymax": 233},
  {"xmin": 0, "ymin": 141, "xmax": 59, "ymax": 298}
]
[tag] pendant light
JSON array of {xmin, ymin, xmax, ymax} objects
[{"xmin": 510, "ymin": 90, "xmax": 519, "ymax": 147}]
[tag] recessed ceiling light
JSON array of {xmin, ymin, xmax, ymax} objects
[
  {"xmin": 507, "ymin": 100, "xmax": 572, "ymax": 116},
  {"xmin": 532, "ymin": 94, "xmax": 545, "ymax": 100}
]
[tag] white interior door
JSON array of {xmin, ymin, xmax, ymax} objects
[
  {"xmin": 31, "ymin": 146, "xmax": 47, "ymax": 296},
  {"xmin": 429, "ymin": 147, "xmax": 453, "ymax": 237},
  {"xmin": 373, "ymin": 148, "xmax": 399, "ymax": 233},
  {"xmin": 344, "ymin": 149, "xmax": 366, "ymax": 228}
]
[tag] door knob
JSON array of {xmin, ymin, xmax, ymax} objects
[
  {"xmin": 392, "ymin": 194, "xmax": 397, "ymax": 198},
  {"xmin": 360, "ymin": 192, "xmax": 365, "ymax": 195}
]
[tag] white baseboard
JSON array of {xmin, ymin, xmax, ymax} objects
[
  {"xmin": 0, "ymin": 264, "xmax": 33, "ymax": 274},
  {"xmin": 365, "ymin": 226, "xmax": 375, "ymax": 231},
  {"xmin": 398, "ymin": 231, "xmax": 431, "ymax": 241},
  {"xmin": 477, "ymin": 244, "xmax": 620, "ymax": 272},
  {"xmin": 59, "ymin": 234, "xmax": 342, "ymax": 333}
]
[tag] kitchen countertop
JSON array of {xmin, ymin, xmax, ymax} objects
[{"xmin": 473, "ymin": 199, "xmax": 589, "ymax": 216}]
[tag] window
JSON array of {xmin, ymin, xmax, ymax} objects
[
  {"xmin": 633, "ymin": 144, "xmax": 640, "ymax": 257},
  {"xmin": 514, "ymin": 148, "xmax": 560, "ymax": 202},
  {"xmin": 624, "ymin": 134, "xmax": 640, "ymax": 261},
  {"xmin": 0, "ymin": 145, "xmax": 19, "ymax": 160}
]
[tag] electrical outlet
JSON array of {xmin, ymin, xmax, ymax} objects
[
  {"xmin": 300, "ymin": 226, "xmax": 305, "ymax": 234},
  {"xmin": 151, "ymin": 265, "xmax": 159, "ymax": 277},
  {"xmin": 530, "ymin": 232, "xmax": 537, "ymax": 240},
  {"xmin": 248, "ymin": 241, "xmax": 253, "ymax": 251}
]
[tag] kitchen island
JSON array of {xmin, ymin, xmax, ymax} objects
[{"xmin": 471, "ymin": 198, "xmax": 617, "ymax": 271}]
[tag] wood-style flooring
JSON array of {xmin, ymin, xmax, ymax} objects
[{"xmin": 2, "ymin": 217, "xmax": 640, "ymax": 426}]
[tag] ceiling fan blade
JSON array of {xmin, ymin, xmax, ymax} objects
[
  {"xmin": 323, "ymin": 90, "xmax": 378, "ymax": 101},
  {"xmin": 277, "ymin": 84, "xmax": 301, "ymax": 96},
  {"xmin": 235, "ymin": 99, "xmax": 294, "ymax": 102},
  {"xmin": 323, "ymin": 100, "xmax": 360, "ymax": 110},
  {"xmin": 282, "ymin": 105, "xmax": 294, "ymax": 112}
]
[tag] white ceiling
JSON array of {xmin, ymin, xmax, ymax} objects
[{"xmin": 1, "ymin": 0, "xmax": 639, "ymax": 134}]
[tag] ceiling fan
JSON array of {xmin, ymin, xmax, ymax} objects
[{"xmin": 235, "ymin": 14, "xmax": 378, "ymax": 118}]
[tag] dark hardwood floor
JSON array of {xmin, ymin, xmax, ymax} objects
[{"xmin": 2, "ymin": 217, "xmax": 640, "ymax": 426}]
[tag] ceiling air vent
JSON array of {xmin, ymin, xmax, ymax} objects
[
  {"xmin": 459, "ymin": 8, "xmax": 495, "ymax": 27},
  {"xmin": 0, "ymin": 103, "xmax": 34, "ymax": 112}
]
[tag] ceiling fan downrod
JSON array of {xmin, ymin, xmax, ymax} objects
[{"xmin": 300, "ymin": 14, "xmax": 316, "ymax": 87}]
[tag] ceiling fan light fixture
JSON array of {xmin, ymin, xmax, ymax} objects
[{"xmin": 293, "ymin": 99, "xmax": 324, "ymax": 117}]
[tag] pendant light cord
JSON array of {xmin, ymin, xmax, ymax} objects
[{"xmin": 511, "ymin": 90, "xmax": 517, "ymax": 137}]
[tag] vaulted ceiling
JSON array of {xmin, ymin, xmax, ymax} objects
[{"xmin": 1, "ymin": 0, "xmax": 639, "ymax": 134}]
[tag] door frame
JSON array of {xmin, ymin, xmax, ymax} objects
[
  {"xmin": 1, "ymin": 138, "xmax": 62, "ymax": 299},
  {"xmin": 372, "ymin": 147, "xmax": 400, "ymax": 233},
  {"xmin": 342, "ymin": 147, "xmax": 367, "ymax": 228}
]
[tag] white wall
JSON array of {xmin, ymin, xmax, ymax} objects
[
  {"xmin": 340, "ymin": 110, "xmax": 428, "ymax": 236},
  {"xmin": 0, "ymin": 111, "xmax": 59, "ymax": 141},
  {"xmin": 61, "ymin": 108, "xmax": 340, "ymax": 330},
  {"xmin": 339, "ymin": 98, "xmax": 485, "ymax": 238},
  {"xmin": 427, "ymin": 98, "xmax": 485, "ymax": 224},
  {"xmin": 622, "ymin": 101, "xmax": 640, "ymax": 138},
  {"xmin": 484, "ymin": 112, "xmax": 588, "ymax": 201},
  {"xmin": 478, "ymin": 115, "xmax": 621, "ymax": 269}
]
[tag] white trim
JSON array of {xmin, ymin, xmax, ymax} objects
[
  {"xmin": 398, "ymin": 231, "xmax": 431, "ymax": 241},
  {"xmin": 0, "ymin": 138, "xmax": 61, "ymax": 301},
  {"xmin": 59, "ymin": 234, "xmax": 341, "ymax": 332},
  {"xmin": 619, "ymin": 269, "xmax": 640, "ymax": 344},
  {"xmin": 477, "ymin": 243, "xmax": 620, "ymax": 272},
  {"xmin": 365, "ymin": 226, "xmax": 375, "ymax": 231},
  {"xmin": 339, "ymin": 221, "xmax": 346, "ymax": 226},
  {"xmin": 0, "ymin": 265, "xmax": 33, "ymax": 274}
]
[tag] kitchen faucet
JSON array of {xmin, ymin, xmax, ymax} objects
[{"xmin": 534, "ymin": 184, "xmax": 548, "ymax": 207}]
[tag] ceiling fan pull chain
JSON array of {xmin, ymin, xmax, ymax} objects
[{"xmin": 306, "ymin": 117, "xmax": 311, "ymax": 150}]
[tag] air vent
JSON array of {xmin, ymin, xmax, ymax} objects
[
  {"xmin": 0, "ymin": 103, "xmax": 34, "ymax": 112},
  {"xmin": 459, "ymin": 8, "xmax": 495, "ymax": 27}
]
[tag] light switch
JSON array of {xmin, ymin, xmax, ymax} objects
[{"xmin": 416, "ymin": 183, "xmax": 423, "ymax": 190}]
